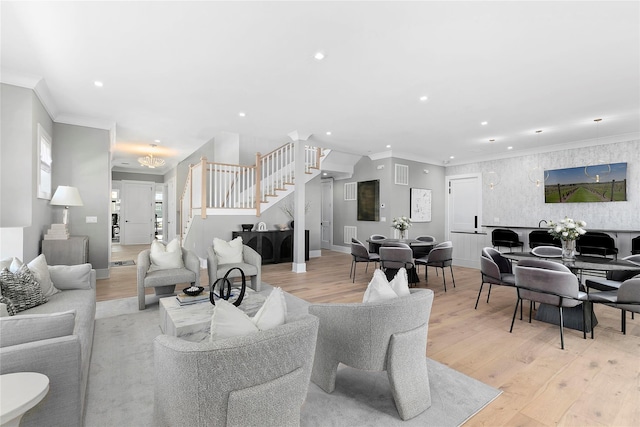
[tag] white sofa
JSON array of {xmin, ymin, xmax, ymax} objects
[{"xmin": 0, "ymin": 264, "xmax": 96, "ymax": 427}]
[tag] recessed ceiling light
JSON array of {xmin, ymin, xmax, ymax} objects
[
  {"xmin": 238, "ymin": 112, "xmax": 246, "ymax": 117},
  {"xmin": 94, "ymin": 81, "xmax": 103, "ymax": 87},
  {"xmin": 489, "ymin": 139, "xmax": 495, "ymax": 142},
  {"xmin": 419, "ymin": 95, "xmax": 428, "ymax": 102},
  {"xmin": 481, "ymin": 121, "xmax": 488, "ymax": 125},
  {"xmin": 449, "ymin": 155, "xmax": 455, "ymax": 159},
  {"xmin": 507, "ymin": 146, "xmax": 513, "ymax": 150},
  {"xmin": 326, "ymin": 131, "xmax": 332, "ymax": 136},
  {"xmin": 386, "ymin": 144, "xmax": 391, "ymax": 148},
  {"xmin": 154, "ymin": 139, "xmax": 161, "ymax": 143},
  {"xmin": 314, "ymin": 51, "xmax": 325, "ymax": 61}
]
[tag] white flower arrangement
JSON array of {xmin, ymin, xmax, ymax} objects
[
  {"xmin": 547, "ymin": 217, "xmax": 587, "ymax": 241},
  {"xmin": 391, "ymin": 216, "xmax": 412, "ymax": 232}
]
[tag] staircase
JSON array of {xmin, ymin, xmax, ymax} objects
[{"xmin": 180, "ymin": 143, "xmax": 327, "ymax": 241}]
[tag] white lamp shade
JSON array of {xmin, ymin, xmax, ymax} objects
[{"xmin": 50, "ymin": 186, "xmax": 84, "ymax": 207}]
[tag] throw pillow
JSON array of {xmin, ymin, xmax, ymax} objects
[
  {"xmin": 0, "ymin": 266, "xmax": 47, "ymax": 313},
  {"xmin": 6, "ymin": 255, "xmax": 60, "ymax": 297},
  {"xmin": 0, "ymin": 257, "xmax": 15, "ymax": 271},
  {"xmin": 148, "ymin": 238, "xmax": 184, "ymax": 272},
  {"xmin": 210, "ymin": 287, "xmax": 288, "ymax": 341},
  {"xmin": 363, "ymin": 269, "xmax": 399, "ymax": 303},
  {"xmin": 49, "ymin": 264, "xmax": 93, "ymax": 290},
  {"xmin": 252, "ymin": 287, "xmax": 287, "ymax": 331},
  {"xmin": 0, "ymin": 310, "xmax": 76, "ymax": 347},
  {"xmin": 213, "ymin": 236, "xmax": 243, "ymax": 265},
  {"xmin": 389, "ymin": 268, "xmax": 411, "ymax": 297}
]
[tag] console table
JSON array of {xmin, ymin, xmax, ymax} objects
[
  {"xmin": 232, "ymin": 230, "xmax": 309, "ymax": 264},
  {"xmin": 41, "ymin": 235, "xmax": 89, "ymax": 265}
]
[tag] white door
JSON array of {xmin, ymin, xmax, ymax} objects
[
  {"xmin": 121, "ymin": 181, "xmax": 155, "ymax": 245},
  {"xmin": 446, "ymin": 174, "xmax": 484, "ymax": 268},
  {"xmin": 166, "ymin": 177, "xmax": 176, "ymax": 242},
  {"xmin": 321, "ymin": 179, "xmax": 333, "ymax": 249}
]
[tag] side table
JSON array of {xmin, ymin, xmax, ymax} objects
[
  {"xmin": 42, "ymin": 235, "xmax": 89, "ymax": 265},
  {"xmin": 0, "ymin": 372, "xmax": 49, "ymax": 427}
]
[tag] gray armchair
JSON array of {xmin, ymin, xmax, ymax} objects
[
  {"xmin": 350, "ymin": 238, "xmax": 380, "ymax": 282},
  {"xmin": 588, "ymin": 277, "xmax": 640, "ymax": 335},
  {"xmin": 137, "ymin": 247, "xmax": 200, "ymax": 310},
  {"xmin": 153, "ymin": 314, "xmax": 319, "ymax": 427},
  {"xmin": 309, "ymin": 289, "xmax": 434, "ymax": 421},
  {"xmin": 207, "ymin": 244, "xmax": 262, "ymax": 292},
  {"xmin": 477, "ymin": 247, "xmax": 516, "ymax": 309}
]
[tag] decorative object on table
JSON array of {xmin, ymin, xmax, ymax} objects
[
  {"xmin": 391, "ymin": 216, "xmax": 412, "ymax": 239},
  {"xmin": 547, "ymin": 217, "xmax": 587, "ymax": 262},
  {"xmin": 210, "ymin": 267, "xmax": 246, "ymax": 307},
  {"xmin": 46, "ymin": 185, "xmax": 84, "ymax": 239},
  {"xmin": 410, "ymin": 188, "xmax": 432, "ymax": 222},
  {"xmin": 182, "ymin": 285, "xmax": 204, "ymax": 296},
  {"xmin": 280, "ymin": 199, "xmax": 311, "ymax": 229},
  {"xmin": 257, "ymin": 222, "xmax": 267, "ymax": 231},
  {"xmin": 241, "ymin": 223, "xmax": 253, "ymax": 232},
  {"xmin": 275, "ymin": 223, "xmax": 288, "ymax": 231}
]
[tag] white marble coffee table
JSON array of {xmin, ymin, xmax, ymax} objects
[
  {"xmin": 0, "ymin": 372, "xmax": 49, "ymax": 427},
  {"xmin": 159, "ymin": 288, "xmax": 266, "ymax": 342}
]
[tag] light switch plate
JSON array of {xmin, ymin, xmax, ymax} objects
[{"xmin": 86, "ymin": 216, "xmax": 98, "ymax": 223}]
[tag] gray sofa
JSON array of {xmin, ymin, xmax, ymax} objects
[{"xmin": 0, "ymin": 264, "xmax": 96, "ymax": 427}]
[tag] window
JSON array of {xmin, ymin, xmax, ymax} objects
[{"xmin": 37, "ymin": 124, "xmax": 52, "ymax": 199}]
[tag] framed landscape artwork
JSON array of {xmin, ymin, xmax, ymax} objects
[
  {"xmin": 544, "ymin": 162, "xmax": 627, "ymax": 203},
  {"xmin": 357, "ymin": 180, "xmax": 380, "ymax": 221}
]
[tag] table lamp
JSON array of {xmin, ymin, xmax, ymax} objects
[{"xmin": 46, "ymin": 186, "xmax": 83, "ymax": 240}]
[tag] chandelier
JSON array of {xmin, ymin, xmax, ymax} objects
[{"xmin": 138, "ymin": 144, "xmax": 165, "ymax": 168}]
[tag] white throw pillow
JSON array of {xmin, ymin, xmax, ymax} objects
[
  {"xmin": 210, "ymin": 300, "xmax": 259, "ymax": 341},
  {"xmin": 49, "ymin": 264, "xmax": 93, "ymax": 290},
  {"xmin": 252, "ymin": 287, "xmax": 287, "ymax": 331},
  {"xmin": 389, "ymin": 268, "xmax": 411, "ymax": 297},
  {"xmin": 6, "ymin": 255, "xmax": 59, "ymax": 297},
  {"xmin": 0, "ymin": 257, "xmax": 15, "ymax": 271},
  {"xmin": 210, "ymin": 287, "xmax": 288, "ymax": 341},
  {"xmin": 363, "ymin": 269, "xmax": 399, "ymax": 303},
  {"xmin": 148, "ymin": 238, "xmax": 184, "ymax": 272},
  {"xmin": 213, "ymin": 236, "xmax": 243, "ymax": 265}
]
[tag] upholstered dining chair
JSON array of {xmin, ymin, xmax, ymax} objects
[
  {"xmin": 531, "ymin": 245, "xmax": 563, "ymax": 258},
  {"xmin": 309, "ymin": 289, "xmax": 435, "ymax": 421},
  {"xmin": 585, "ymin": 255, "xmax": 640, "ymax": 292},
  {"xmin": 415, "ymin": 235, "xmax": 436, "ymax": 243},
  {"xmin": 350, "ymin": 238, "xmax": 380, "ymax": 283},
  {"xmin": 368, "ymin": 234, "xmax": 387, "ymax": 253},
  {"xmin": 576, "ymin": 231, "xmax": 619, "ymax": 259},
  {"xmin": 415, "ymin": 241, "xmax": 455, "ymax": 291},
  {"xmin": 512, "ymin": 258, "xmax": 589, "ymax": 349},
  {"xmin": 528, "ymin": 230, "xmax": 561, "ymax": 249},
  {"xmin": 412, "ymin": 235, "xmax": 436, "ymax": 258},
  {"xmin": 153, "ymin": 314, "xmax": 319, "ymax": 426},
  {"xmin": 379, "ymin": 246, "xmax": 416, "ymax": 285},
  {"xmin": 137, "ymin": 247, "xmax": 200, "ymax": 310},
  {"xmin": 476, "ymin": 247, "xmax": 516, "ymax": 309},
  {"xmin": 492, "ymin": 229, "xmax": 524, "ymax": 252},
  {"xmin": 587, "ymin": 278, "xmax": 640, "ymax": 335}
]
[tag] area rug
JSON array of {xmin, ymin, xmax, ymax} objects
[
  {"xmin": 85, "ymin": 286, "xmax": 501, "ymax": 426},
  {"xmin": 109, "ymin": 259, "xmax": 135, "ymax": 267}
]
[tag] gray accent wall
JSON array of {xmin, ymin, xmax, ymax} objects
[
  {"xmin": 53, "ymin": 123, "xmax": 111, "ymax": 272},
  {"xmin": 332, "ymin": 156, "xmax": 447, "ymax": 248}
]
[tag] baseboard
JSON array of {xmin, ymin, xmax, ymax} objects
[
  {"xmin": 331, "ymin": 245, "xmax": 350, "ymax": 254},
  {"xmin": 291, "ymin": 262, "xmax": 307, "ymax": 273},
  {"xmin": 309, "ymin": 250, "xmax": 321, "ymax": 258}
]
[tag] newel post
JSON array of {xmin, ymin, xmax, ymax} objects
[
  {"xmin": 200, "ymin": 156, "xmax": 207, "ymax": 219},
  {"xmin": 255, "ymin": 152, "xmax": 262, "ymax": 217}
]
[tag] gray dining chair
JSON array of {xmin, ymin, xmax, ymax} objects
[
  {"xmin": 531, "ymin": 245, "xmax": 563, "ymax": 258},
  {"xmin": 585, "ymin": 255, "xmax": 640, "ymax": 292},
  {"xmin": 512, "ymin": 258, "xmax": 589, "ymax": 349},
  {"xmin": 415, "ymin": 241, "xmax": 455, "ymax": 291},
  {"xmin": 413, "ymin": 235, "xmax": 436, "ymax": 258},
  {"xmin": 587, "ymin": 277, "xmax": 640, "ymax": 335},
  {"xmin": 368, "ymin": 234, "xmax": 387, "ymax": 254},
  {"xmin": 477, "ymin": 247, "xmax": 516, "ymax": 309},
  {"xmin": 350, "ymin": 238, "xmax": 380, "ymax": 283},
  {"xmin": 415, "ymin": 235, "xmax": 436, "ymax": 243},
  {"xmin": 379, "ymin": 246, "xmax": 416, "ymax": 285}
]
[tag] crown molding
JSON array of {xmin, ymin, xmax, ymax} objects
[
  {"xmin": 368, "ymin": 150, "xmax": 443, "ymax": 166},
  {"xmin": 54, "ymin": 113, "xmax": 116, "ymax": 131}
]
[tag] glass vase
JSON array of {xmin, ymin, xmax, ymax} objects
[
  {"xmin": 561, "ymin": 239, "xmax": 576, "ymax": 263},
  {"xmin": 399, "ymin": 230, "xmax": 406, "ymax": 240}
]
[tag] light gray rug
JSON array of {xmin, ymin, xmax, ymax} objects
[{"xmin": 86, "ymin": 285, "xmax": 501, "ymax": 426}]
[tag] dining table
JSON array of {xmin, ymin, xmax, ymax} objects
[
  {"xmin": 502, "ymin": 252, "xmax": 640, "ymax": 332},
  {"xmin": 366, "ymin": 238, "xmax": 438, "ymax": 283}
]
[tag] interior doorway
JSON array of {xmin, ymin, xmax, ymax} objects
[
  {"xmin": 321, "ymin": 179, "xmax": 333, "ymax": 249},
  {"xmin": 120, "ymin": 180, "xmax": 155, "ymax": 245}
]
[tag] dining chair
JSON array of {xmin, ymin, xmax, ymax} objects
[
  {"xmin": 576, "ymin": 231, "xmax": 619, "ymax": 259},
  {"xmin": 350, "ymin": 238, "xmax": 381, "ymax": 283},
  {"xmin": 584, "ymin": 255, "xmax": 640, "ymax": 291},
  {"xmin": 415, "ymin": 235, "xmax": 436, "ymax": 243},
  {"xmin": 379, "ymin": 246, "xmax": 416, "ymax": 285},
  {"xmin": 587, "ymin": 278, "xmax": 640, "ymax": 335},
  {"xmin": 531, "ymin": 245, "xmax": 563, "ymax": 258},
  {"xmin": 492, "ymin": 229, "xmax": 524, "ymax": 252},
  {"xmin": 476, "ymin": 247, "xmax": 516, "ymax": 309},
  {"xmin": 415, "ymin": 241, "xmax": 455, "ymax": 291},
  {"xmin": 528, "ymin": 230, "xmax": 561, "ymax": 249},
  {"xmin": 413, "ymin": 235, "xmax": 436, "ymax": 258},
  {"xmin": 512, "ymin": 258, "xmax": 589, "ymax": 349},
  {"xmin": 368, "ymin": 234, "xmax": 387, "ymax": 254}
]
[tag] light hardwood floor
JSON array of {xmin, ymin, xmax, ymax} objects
[{"xmin": 104, "ymin": 244, "xmax": 640, "ymax": 426}]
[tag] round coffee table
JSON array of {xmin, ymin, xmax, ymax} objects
[{"xmin": 0, "ymin": 372, "xmax": 49, "ymax": 427}]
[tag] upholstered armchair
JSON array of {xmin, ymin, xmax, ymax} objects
[
  {"xmin": 309, "ymin": 289, "xmax": 434, "ymax": 421},
  {"xmin": 137, "ymin": 247, "xmax": 200, "ymax": 310},
  {"xmin": 153, "ymin": 314, "xmax": 319, "ymax": 427},
  {"xmin": 477, "ymin": 247, "xmax": 516, "ymax": 309},
  {"xmin": 207, "ymin": 244, "xmax": 262, "ymax": 292}
]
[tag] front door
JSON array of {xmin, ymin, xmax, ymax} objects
[
  {"xmin": 121, "ymin": 181, "xmax": 155, "ymax": 245},
  {"xmin": 321, "ymin": 179, "xmax": 333, "ymax": 249}
]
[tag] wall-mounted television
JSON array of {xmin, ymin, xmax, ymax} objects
[{"xmin": 544, "ymin": 162, "xmax": 627, "ymax": 203}]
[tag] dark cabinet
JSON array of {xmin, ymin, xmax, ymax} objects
[{"xmin": 232, "ymin": 230, "xmax": 309, "ymax": 264}]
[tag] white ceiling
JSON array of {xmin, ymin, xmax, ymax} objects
[{"xmin": 2, "ymin": 1, "xmax": 639, "ymax": 174}]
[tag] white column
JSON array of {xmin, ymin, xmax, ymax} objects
[{"xmin": 287, "ymin": 131, "xmax": 310, "ymax": 273}]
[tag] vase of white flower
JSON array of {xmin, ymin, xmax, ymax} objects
[
  {"xmin": 391, "ymin": 216, "xmax": 412, "ymax": 240},
  {"xmin": 547, "ymin": 217, "xmax": 587, "ymax": 262}
]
